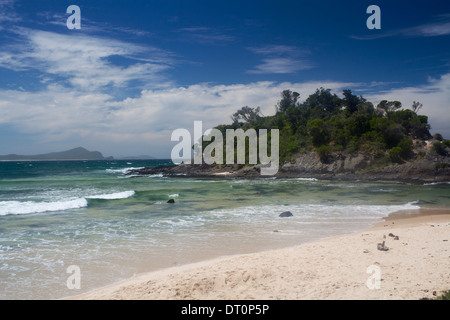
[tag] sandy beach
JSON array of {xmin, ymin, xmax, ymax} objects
[{"xmin": 68, "ymin": 208, "xmax": 450, "ymax": 300}]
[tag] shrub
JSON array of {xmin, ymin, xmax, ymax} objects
[
  {"xmin": 397, "ymin": 138, "xmax": 413, "ymax": 159},
  {"xmin": 437, "ymin": 290, "xmax": 450, "ymax": 300},
  {"xmin": 433, "ymin": 133, "xmax": 443, "ymax": 141},
  {"xmin": 435, "ymin": 163, "xmax": 449, "ymax": 170},
  {"xmin": 433, "ymin": 142, "xmax": 448, "ymax": 156},
  {"xmin": 317, "ymin": 145, "xmax": 332, "ymax": 163},
  {"xmin": 443, "ymin": 139, "xmax": 450, "ymax": 148},
  {"xmin": 388, "ymin": 147, "xmax": 403, "ymax": 163},
  {"xmin": 308, "ymin": 119, "xmax": 330, "ymax": 147}
]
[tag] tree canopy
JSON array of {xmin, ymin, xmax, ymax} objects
[{"xmin": 204, "ymin": 88, "xmax": 440, "ymax": 165}]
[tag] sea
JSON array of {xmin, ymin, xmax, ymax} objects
[{"xmin": 0, "ymin": 160, "xmax": 449, "ymax": 300}]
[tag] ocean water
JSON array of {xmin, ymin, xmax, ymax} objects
[{"xmin": 0, "ymin": 160, "xmax": 449, "ymax": 299}]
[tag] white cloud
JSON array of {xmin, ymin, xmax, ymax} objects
[
  {"xmin": 0, "ymin": 80, "xmax": 357, "ymax": 157},
  {"xmin": 0, "ymin": 28, "xmax": 174, "ymax": 91}
]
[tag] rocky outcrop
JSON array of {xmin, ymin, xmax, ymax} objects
[{"xmin": 129, "ymin": 151, "xmax": 450, "ymax": 184}]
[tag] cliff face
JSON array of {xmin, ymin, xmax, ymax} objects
[{"xmin": 276, "ymin": 152, "xmax": 450, "ymax": 183}]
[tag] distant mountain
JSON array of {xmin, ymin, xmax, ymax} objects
[{"xmin": 0, "ymin": 147, "xmax": 111, "ymax": 161}]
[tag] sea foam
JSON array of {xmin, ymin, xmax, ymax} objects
[
  {"xmin": 0, "ymin": 190, "xmax": 135, "ymax": 215},
  {"xmin": 0, "ymin": 198, "xmax": 88, "ymax": 216},
  {"xmin": 86, "ymin": 190, "xmax": 135, "ymax": 200}
]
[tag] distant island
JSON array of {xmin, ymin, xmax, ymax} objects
[{"xmin": 0, "ymin": 147, "xmax": 113, "ymax": 161}]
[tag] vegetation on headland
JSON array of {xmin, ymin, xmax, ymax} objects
[
  {"xmin": 437, "ymin": 290, "xmax": 450, "ymax": 300},
  {"xmin": 204, "ymin": 88, "xmax": 449, "ymax": 166},
  {"xmin": 422, "ymin": 289, "xmax": 450, "ymax": 300}
]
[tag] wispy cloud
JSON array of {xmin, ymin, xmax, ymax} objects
[
  {"xmin": 0, "ymin": 28, "xmax": 174, "ymax": 91},
  {"xmin": 247, "ymin": 45, "xmax": 314, "ymax": 74},
  {"xmin": 176, "ymin": 26, "xmax": 234, "ymax": 45},
  {"xmin": 0, "ymin": 0, "xmax": 21, "ymax": 25},
  {"xmin": 37, "ymin": 11, "xmax": 153, "ymax": 38},
  {"xmin": 351, "ymin": 15, "xmax": 450, "ymax": 40}
]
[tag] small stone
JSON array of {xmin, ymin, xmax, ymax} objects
[
  {"xmin": 167, "ymin": 199, "xmax": 175, "ymax": 203},
  {"xmin": 394, "ymin": 236, "xmax": 399, "ymax": 240}
]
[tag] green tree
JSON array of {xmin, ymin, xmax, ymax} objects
[
  {"xmin": 411, "ymin": 101, "xmax": 423, "ymax": 114},
  {"xmin": 343, "ymin": 89, "xmax": 366, "ymax": 113},
  {"xmin": 276, "ymin": 90, "xmax": 300, "ymax": 113},
  {"xmin": 231, "ymin": 106, "xmax": 262, "ymax": 126},
  {"xmin": 377, "ymin": 100, "xmax": 402, "ymax": 113},
  {"xmin": 305, "ymin": 88, "xmax": 342, "ymax": 115}
]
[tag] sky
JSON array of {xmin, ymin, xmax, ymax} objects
[{"xmin": 0, "ymin": 0, "xmax": 449, "ymax": 158}]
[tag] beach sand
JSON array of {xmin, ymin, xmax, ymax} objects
[{"xmin": 67, "ymin": 208, "xmax": 450, "ymax": 300}]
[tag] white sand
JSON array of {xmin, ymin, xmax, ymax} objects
[{"xmin": 68, "ymin": 210, "xmax": 450, "ymax": 300}]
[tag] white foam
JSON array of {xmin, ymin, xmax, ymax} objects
[
  {"xmin": 105, "ymin": 167, "xmax": 144, "ymax": 175},
  {"xmin": 168, "ymin": 193, "xmax": 179, "ymax": 198},
  {"xmin": 86, "ymin": 190, "xmax": 135, "ymax": 200},
  {"xmin": 0, "ymin": 198, "xmax": 88, "ymax": 216},
  {"xmin": 148, "ymin": 173, "xmax": 164, "ymax": 178},
  {"xmin": 423, "ymin": 181, "xmax": 450, "ymax": 186},
  {"xmin": 208, "ymin": 201, "xmax": 421, "ymax": 221}
]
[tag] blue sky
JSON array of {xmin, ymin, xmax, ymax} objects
[{"xmin": 0, "ymin": 0, "xmax": 449, "ymax": 158}]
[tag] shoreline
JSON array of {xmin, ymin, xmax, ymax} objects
[
  {"xmin": 128, "ymin": 160, "xmax": 450, "ymax": 185},
  {"xmin": 66, "ymin": 207, "xmax": 450, "ymax": 300}
]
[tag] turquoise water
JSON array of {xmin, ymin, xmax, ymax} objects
[{"xmin": 0, "ymin": 160, "xmax": 449, "ymax": 299}]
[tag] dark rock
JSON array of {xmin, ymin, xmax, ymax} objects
[
  {"xmin": 167, "ymin": 199, "xmax": 175, "ymax": 203},
  {"xmin": 279, "ymin": 211, "xmax": 293, "ymax": 218}
]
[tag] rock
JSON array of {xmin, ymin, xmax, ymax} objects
[
  {"xmin": 167, "ymin": 199, "xmax": 175, "ymax": 204},
  {"xmin": 394, "ymin": 236, "xmax": 399, "ymax": 240},
  {"xmin": 388, "ymin": 233, "xmax": 395, "ymax": 237},
  {"xmin": 279, "ymin": 211, "xmax": 293, "ymax": 218},
  {"xmin": 377, "ymin": 241, "xmax": 389, "ymax": 251}
]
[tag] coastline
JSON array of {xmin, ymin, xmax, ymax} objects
[
  {"xmin": 128, "ymin": 151, "xmax": 450, "ymax": 184},
  {"xmin": 66, "ymin": 207, "xmax": 450, "ymax": 300}
]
